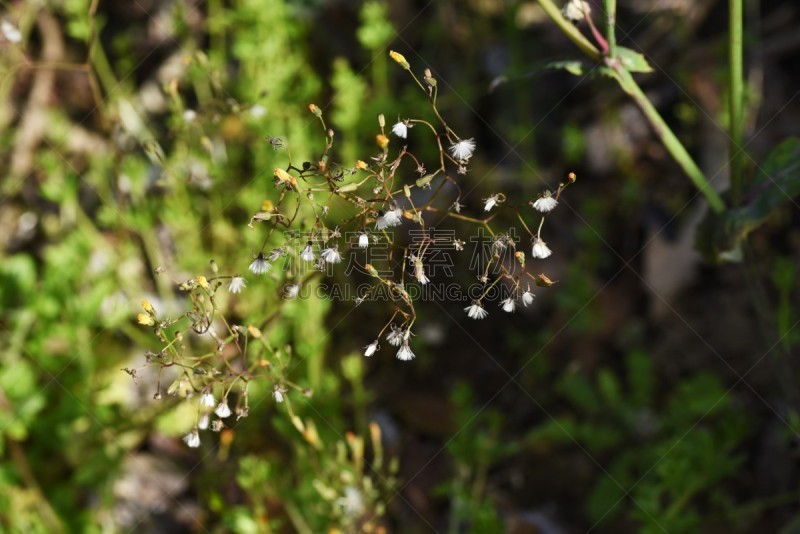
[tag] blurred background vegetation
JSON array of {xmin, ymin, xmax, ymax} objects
[{"xmin": 1, "ymin": 0, "xmax": 800, "ymax": 532}]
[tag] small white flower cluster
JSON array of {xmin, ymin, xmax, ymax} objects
[
  {"xmin": 364, "ymin": 325, "xmax": 415, "ymax": 361},
  {"xmin": 464, "ymin": 287, "xmax": 535, "ymax": 319},
  {"xmin": 183, "ymin": 388, "xmax": 244, "ymax": 448}
]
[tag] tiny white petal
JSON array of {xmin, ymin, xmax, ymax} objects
[
  {"xmin": 532, "ymin": 193, "xmax": 558, "ymax": 213},
  {"xmin": 364, "ymin": 341, "xmax": 379, "ymax": 357},
  {"xmin": 321, "ymin": 245, "xmax": 342, "ymax": 264},
  {"xmin": 300, "ymin": 244, "xmax": 316, "ymax": 262},
  {"xmin": 391, "ymin": 121, "xmax": 408, "ymax": 139},
  {"xmin": 183, "ymin": 429, "xmax": 201, "ymax": 448},
  {"xmin": 448, "ymin": 138, "xmax": 476, "ymax": 162},
  {"xmin": 483, "ymin": 194, "xmax": 501, "ymax": 212},
  {"xmin": 522, "ymin": 291, "xmax": 535, "ymax": 307},
  {"xmin": 215, "ymin": 400, "xmax": 232, "ymax": 418},
  {"xmin": 228, "ymin": 276, "xmax": 246, "ymax": 294},
  {"xmin": 465, "ymin": 302, "xmax": 489, "ymax": 320},
  {"xmin": 386, "ymin": 326, "xmax": 404, "ymax": 347},
  {"xmin": 1, "ymin": 20, "xmax": 22, "ymax": 43},
  {"xmin": 198, "ymin": 413, "xmax": 210, "ymax": 430},
  {"xmin": 358, "ymin": 232, "xmax": 370, "ymax": 248},
  {"xmin": 249, "ymin": 254, "xmax": 271, "ymax": 275},
  {"xmin": 396, "ymin": 342, "xmax": 415, "ymax": 361},
  {"xmin": 284, "ymin": 284, "xmax": 301, "ymax": 299},
  {"xmin": 531, "ymin": 237, "xmax": 552, "ymax": 259},
  {"xmin": 501, "ymin": 298, "xmax": 516, "ymax": 313},
  {"xmin": 199, "ymin": 392, "xmax": 216, "ymax": 408},
  {"xmin": 273, "ymin": 386, "xmax": 285, "ymax": 403}
]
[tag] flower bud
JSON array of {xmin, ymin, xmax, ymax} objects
[
  {"xmin": 389, "ymin": 50, "xmax": 410, "ymax": 70},
  {"xmin": 376, "ymin": 134, "xmax": 389, "ymax": 149},
  {"xmin": 377, "ymin": 114, "xmax": 385, "ymax": 128},
  {"xmin": 308, "ymin": 103, "xmax": 322, "ymax": 117}
]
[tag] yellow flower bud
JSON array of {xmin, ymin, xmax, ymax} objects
[
  {"xmin": 196, "ymin": 275, "xmax": 209, "ymax": 289},
  {"xmin": 356, "ymin": 160, "xmax": 368, "ymax": 170},
  {"xmin": 308, "ymin": 103, "xmax": 322, "ymax": 117},
  {"xmin": 137, "ymin": 313, "xmax": 155, "ymax": 326},
  {"xmin": 141, "ymin": 299, "xmax": 154, "ymax": 314},
  {"xmin": 389, "ymin": 50, "xmax": 410, "ymax": 70},
  {"xmin": 376, "ymin": 134, "xmax": 389, "ymax": 149}
]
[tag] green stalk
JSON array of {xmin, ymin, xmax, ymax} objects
[
  {"xmin": 604, "ymin": 0, "xmax": 617, "ymax": 58},
  {"xmin": 614, "ymin": 70, "xmax": 726, "ymax": 213},
  {"xmin": 536, "ymin": 0, "xmax": 602, "ymax": 61},
  {"xmin": 534, "ymin": 0, "xmax": 726, "ymax": 214},
  {"xmin": 729, "ymin": 0, "xmax": 744, "ymax": 206}
]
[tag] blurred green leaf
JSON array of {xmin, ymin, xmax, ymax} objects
[{"xmin": 698, "ymin": 137, "xmax": 800, "ymax": 260}]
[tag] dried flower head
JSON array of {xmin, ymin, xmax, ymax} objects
[{"xmin": 448, "ymin": 138, "xmax": 476, "ymax": 162}]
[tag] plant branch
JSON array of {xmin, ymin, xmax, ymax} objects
[{"xmin": 729, "ymin": 0, "xmax": 744, "ymax": 206}]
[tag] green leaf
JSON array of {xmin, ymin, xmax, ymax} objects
[
  {"xmin": 617, "ymin": 46, "xmax": 654, "ymax": 73},
  {"xmin": 697, "ymin": 137, "xmax": 800, "ymax": 261}
]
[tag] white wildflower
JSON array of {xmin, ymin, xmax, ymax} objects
[
  {"xmin": 1, "ymin": 20, "xmax": 22, "ymax": 43},
  {"xmin": 391, "ymin": 120, "xmax": 409, "ymax": 139},
  {"xmin": 521, "ymin": 289, "xmax": 535, "ymax": 307},
  {"xmin": 413, "ymin": 257, "xmax": 429, "ymax": 285},
  {"xmin": 182, "ymin": 109, "xmax": 197, "ymax": 122},
  {"xmin": 386, "ymin": 325, "xmax": 404, "ymax": 347},
  {"xmin": 228, "ymin": 276, "xmax": 246, "ymax": 294},
  {"xmin": 396, "ymin": 341, "xmax": 415, "ymax": 361},
  {"xmin": 199, "ymin": 390, "xmax": 216, "ymax": 409},
  {"xmin": 300, "ymin": 242, "xmax": 315, "ymax": 262},
  {"xmin": 273, "ymin": 385, "xmax": 286, "ymax": 403},
  {"xmin": 249, "ymin": 253, "xmax": 271, "ymax": 275},
  {"xmin": 214, "ymin": 399, "xmax": 232, "ymax": 418},
  {"xmin": 376, "ymin": 207, "xmax": 403, "ymax": 230},
  {"xmin": 183, "ymin": 428, "xmax": 201, "ymax": 448},
  {"xmin": 532, "ymin": 191, "xmax": 558, "ymax": 213},
  {"xmin": 198, "ymin": 413, "xmax": 210, "ymax": 430},
  {"xmin": 448, "ymin": 138, "xmax": 476, "ymax": 162},
  {"xmin": 364, "ymin": 340, "xmax": 379, "ymax": 357},
  {"xmin": 531, "ymin": 236, "xmax": 552, "ymax": 259},
  {"xmin": 321, "ymin": 245, "xmax": 342, "ymax": 264},
  {"xmin": 483, "ymin": 194, "xmax": 502, "ymax": 212},
  {"xmin": 465, "ymin": 302, "xmax": 489, "ymax": 320},
  {"xmin": 500, "ymin": 298, "xmax": 516, "ymax": 313},
  {"xmin": 284, "ymin": 283, "xmax": 301, "ymax": 299},
  {"xmin": 358, "ymin": 232, "xmax": 370, "ymax": 249}
]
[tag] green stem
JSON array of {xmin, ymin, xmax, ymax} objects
[
  {"xmin": 614, "ymin": 70, "xmax": 726, "ymax": 214},
  {"xmin": 536, "ymin": 0, "xmax": 726, "ymax": 214},
  {"xmin": 729, "ymin": 0, "xmax": 744, "ymax": 206},
  {"xmin": 535, "ymin": 0, "xmax": 602, "ymax": 62},
  {"xmin": 604, "ymin": 0, "xmax": 617, "ymax": 58}
]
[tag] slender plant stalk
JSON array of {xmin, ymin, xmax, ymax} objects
[
  {"xmin": 729, "ymin": 0, "xmax": 744, "ymax": 206},
  {"xmin": 613, "ymin": 69, "xmax": 726, "ymax": 213},
  {"xmin": 604, "ymin": 0, "xmax": 617, "ymax": 58},
  {"xmin": 535, "ymin": 0, "xmax": 727, "ymax": 214},
  {"xmin": 536, "ymin": 0, "xmax": 601, "ymax": 61}
]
